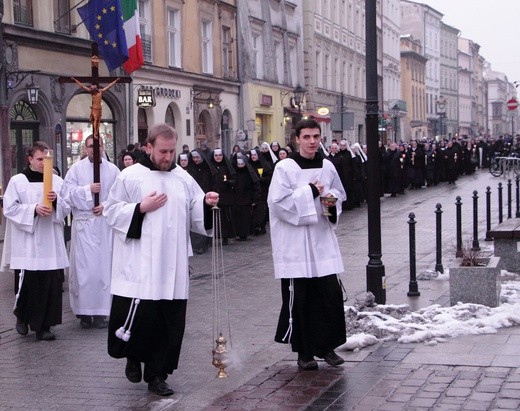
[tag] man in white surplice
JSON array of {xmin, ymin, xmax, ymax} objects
[
  {"xmin": 63, "ymin": 136, "xmax": 120, "ymax": 329},
  {"xmin": 2, "ymin": 141, "xmax": 70, "ymax": 341},
  {"xmin": 103, "ymin": 123, "xmax": 219, "ymax": 397},
  {"xmin": 268, "ymin": 118, "xmax": 347, "ymax": 371}
]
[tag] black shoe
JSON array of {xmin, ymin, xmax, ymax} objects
[
  {"xmin": 92, "ymin": 316, "xmax": 109, "ymax": 329},
  {"xmin": 79, "ymin": 315, "xmax": 92, "ymax": 329},
  {"xmin": 15, "ymin": 318, "xmax": 28, "ymax": 336},
  {"xmin": 322, "ymin": 351, "xmax": 345, "ymax": 366},
  {"xmin": 36, "ymin": 329, "xmax": 56, "ymax": 341},
  {"xmin": 148, "ymin": 376, "xmax": 173, "ymax": 396},
  {"xmin": 297, "ymin": 353, "xmax": 318, "ymax": 370},
  {"xmin": 125, "ymin": 359, "xmax": 142, "ymax": 383}
]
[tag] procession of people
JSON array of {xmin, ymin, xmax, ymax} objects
[{"xmin": 2, "ymin": 118, "xmax": 518, "ymax": 396}]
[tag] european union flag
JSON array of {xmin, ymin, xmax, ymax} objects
[{"xmin": 78, "ymin": 0, "xmax": 129, "ymax": 71}]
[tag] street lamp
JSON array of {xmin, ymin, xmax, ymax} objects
[
  {"xmin": 392, "ymin": 103, "xmax": 399, "ymax": 142},
  {"xmin": 436, "ymin": 95, "xmax": 447, "ymax": 140},
  {"xmin": 189, "ymin": 88, "xmax": 216, "ymax": 110},
  {"xmin": 292, "ymin": 84, "xmax": 306, "ymax": 125}
]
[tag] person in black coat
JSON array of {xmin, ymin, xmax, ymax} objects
[
  {"xmin": 443, "ymin": 140, "xmax": 459, "ymax": 184},
  {"xmin": 249, "ymin": 149, "xmax": 272, "ymax": 235},
  {"xmin": 326, "ymin": 143, "xmax": 350, "ymax": 204},
  {"xmin": 385, "ymin": 142, "xmax": 402, "ymax": 197},
  {"xmin": 209, "ymin": 148, "xmax": 236, "ymax": 244},
  {"xmin": 406, "ymin": 140, "xmax": 425, "ymax": 189},
  {"xmin": 231, "ymin": 154, "xmax": 261, "ymax": 241},
  {"xmin": 187, "ymin": 149, "xmax": 216, "ymax": 254}
]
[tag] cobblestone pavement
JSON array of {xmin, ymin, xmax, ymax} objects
[{"xmin": 1, "ymin": 169, "xmax": 519, "ymax": 410}]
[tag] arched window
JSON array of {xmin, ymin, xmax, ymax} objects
[{"xmin": 66, "ymin": 93, "xmax": 115, "ymax": 169}]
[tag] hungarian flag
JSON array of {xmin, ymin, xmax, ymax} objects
[
  {"xmin": 77, "ymin": 0, "xmax": 128, "ymax": 71},
  {"xmin": 121, "ymin": 0, "xmax": 143, "ymax": 73}
]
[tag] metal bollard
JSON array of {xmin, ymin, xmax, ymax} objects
[
  {"xmin": 472, "ymin": 190, "xmax": 480, "ymax": 251},
  {"xmin": 435, "ymin": 203, "xmax": 444, "ymax": 274},
  {"xmin": 407, "ymin": 212, "xmax": 420, "ymax": 297},
  {"xmin": 507, "ymin": 179, "xmax": 512, "ymax": 219},
  {"xmin": 485, "ymin": 186, "xmax": 493, "ymax": 241},
  {"xmin": 516, "ymin": 176, "xmax": 520, "ymax": 218},
  {"xmin": 455, "ymin": 196, "xmax": 463, "ymax": 257},
  {"xmin": 498, "ymin": 182, "xmax": 503, "ymax": 224}
]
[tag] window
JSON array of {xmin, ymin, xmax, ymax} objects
[
  {"xmin": 201, "ymin": 20, "xmax": 213, "ymax": 74},
  {"xmin": 316, "ymin": 50, "xmax": 322, "ymax": 88},
  {"xmin": 54, "ymin": 0, "xmax": 70, "ymax": 33},
  {"xmin": 222, "ymin": 26, "xmax": 232, "ymax": 78},
  {"xmin": 252, "ymin": 34, "xmax": 263, "ymax": 79},
  {"xmin": 167, "ymin": 8, "xmax": 181, "ymax": 68},
  {"xmin": 275, "ymin": 40, "xmax": 284, "ymax": 84},
  {"xmin": 139, "ymin": 0, "xmax": 152, "ymax": 63},
  {"xmin": 14, "ymin": 0, "xmax": 33, "ymax": 26}
]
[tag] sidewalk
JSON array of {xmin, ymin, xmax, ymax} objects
[{"xmin": 1, "ymin": 170, "xmax": 520, "ymax": 410}]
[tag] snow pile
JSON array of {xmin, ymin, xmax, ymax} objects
[{"xmin": 339, "ymin": 279, "xmax": 520, "ymax": 352}]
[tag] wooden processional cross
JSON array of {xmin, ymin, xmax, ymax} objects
[{"xmin": 59, "ymin": 43, "xmax": 132, "ymax": 205}]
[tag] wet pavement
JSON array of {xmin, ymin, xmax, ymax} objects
[{"xmin": 1, "ymin": 169, "xmax": 520, "ymax": 410}]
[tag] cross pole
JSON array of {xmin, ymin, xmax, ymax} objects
[{"xmin": 59, "ymin": 43, "xmax": 132, "ymax": 206}]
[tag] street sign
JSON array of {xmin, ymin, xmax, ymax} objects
[{"xmin": 507, "ymin": 98, "xmax": 518, "ymax": 110}]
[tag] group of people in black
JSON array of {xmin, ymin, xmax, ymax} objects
[
  {"xmin": 176, "ymin": 141, "xmax": 293, "ymax": 252},
  {"xmin": 329, "ymin": 133, "xmax": 520, "ymax": 203},
  {"xmin": 174, "ymin": 133, "xmax": 520, "ymax": 252}
]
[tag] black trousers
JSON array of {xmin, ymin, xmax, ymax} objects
[
  {"xmin": 275, "ymin": 275, "xmax": 346, "ymax": 358},
  {"xmin": 108, "ymin": 296, "xmax": 187, "ymax": 382},
  {"xmin": 14, "ymin": 269, "xmax": 63, "ymax": 332}
]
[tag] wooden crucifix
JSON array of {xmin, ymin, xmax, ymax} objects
[{"xmin": 59, "ymin": 43, "xmax": 132, "ymax": 206}]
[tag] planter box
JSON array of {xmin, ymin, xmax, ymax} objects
[{"xmin": 449, "ymin": 256, "xmax": 501, "ymax": 307}]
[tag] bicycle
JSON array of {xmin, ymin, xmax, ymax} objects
[{"xmin": 489, "ymin": 152, "xmax": 520, "ymax": 177}]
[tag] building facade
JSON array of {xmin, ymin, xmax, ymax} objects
[
  {"xmin": 236, "ymin": 0, "xmax": 303, "ymax": 149},
  {"xmin": 302, "ymin": 0, "xmax": 370, "ymax": 144},
  {"xmin": 400, "ymin": 1, "xmax": 442, "ymax": 139},
  {"xmin": 439, "ymin": 22, "xmax": 459, "ymax": 139},
  {"xmin": 400, "ymin": 34, "xmax": 427, "ymax": 140}
]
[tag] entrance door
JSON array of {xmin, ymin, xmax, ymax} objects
[
  {"xmin": 10, "ymin": 123, "xmax": 39, "ymax": 175},
  {"xmin": 10, "ymin": 100, "xmax": 40, "ymax": 175}
]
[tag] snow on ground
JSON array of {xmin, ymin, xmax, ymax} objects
[{"xmin": 338, "ymin": 271, "xmax": 520, "ymax": 352}]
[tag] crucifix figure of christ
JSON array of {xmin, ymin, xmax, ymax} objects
[{"xmin": 59, "ymin": 44, "xmax": 132, "ymax": 206}]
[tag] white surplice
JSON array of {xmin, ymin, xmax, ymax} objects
[
  {"xmin": 267, "ymin": 157, "xmax": 346, "ymax": 279},
  {"xmin": 63, "ymin": 158, "xmax": 120, "ymax": 316},
  {"xmin": 103, "ymin": 163, "xmax": 212, "ymax": 300},
  {"xmin": 2, "ymin": 174, "xmax": 70, "ymax": 270}
]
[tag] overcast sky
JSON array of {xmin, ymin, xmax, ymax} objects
[{"xmin": 420, "ymin": 0, "xmax": 520, "ymax": 85}]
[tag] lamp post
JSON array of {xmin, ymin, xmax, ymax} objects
[
  {"xmin": 365, "ymin": 0, "xmax": 386, "ymax": 304},
  {"xmin": 392, "ymin": 103, "xmax": 399, "ymax": 142},
  {"xmin": 292, "ymin": 85, "xmax": 306, "ymax": 125},
  {"xmin": 436, "ymin": 95, "xmax": 447, "ymax": 140}
]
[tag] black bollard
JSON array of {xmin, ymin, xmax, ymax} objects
[
  {"xmin": 485, "ymin": 186, "xmax": 493, "ymax": 241},
  {"xmin": 498, "ymin": 182, "xmax": 503, "ymax": 224},
  {"xmin": 455, "ymin": 196, "xmax": 463, "ymax": 257},
  {"xmin": 516, "ymin": 176, "xmax": 520, "ymax": 218},
  {"xmin": 507, "ymin": 179, "xmax": 512, "ymax": 219},
  {"xmin": 435, "ymin": 203, "xmax": 444, "ymax": 274},
  {"xmin": 407, "ymin": 212, "xmax": 420, "ymax": 297},
  {"xmin": 472, "ymin": 190, "xmax": 480, "ymax": 251}
]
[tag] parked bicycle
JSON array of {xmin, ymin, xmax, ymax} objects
[{"xmin": 489, "ymin": 151, "xmax": 520, "ymax": 177}]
